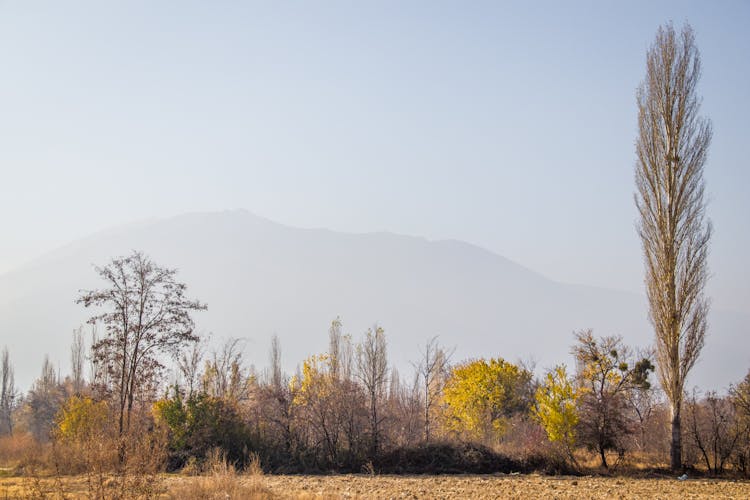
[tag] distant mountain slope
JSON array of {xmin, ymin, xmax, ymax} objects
[{"xmin": 0, "ymin": 209, "xmax": 746, "ymax": 391}]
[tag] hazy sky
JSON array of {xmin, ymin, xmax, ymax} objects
[{"xmin": 1, "ymin": 1, "xmax": 748, "ymax": 313}]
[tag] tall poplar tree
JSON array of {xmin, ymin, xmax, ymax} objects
[{"xmin": 635, "ymin": 22, "xmax": 712, "ymax": 471}]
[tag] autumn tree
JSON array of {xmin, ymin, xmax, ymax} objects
[
  {"xmin": 0, "ymin": 347, "xmax": 17, "ymax": 435},
  {"xmin": 77, "ymin": 251, "xmax": 206, "ymax": 436},
  {"xmin": 635, "ymin": 22, "xmax": 712, "ymax": 470},
  {"xmin": 572, "ymin": 330, "xmax": 654, "ymax": 468},
  {"xmin": 286, "ymin": 319, "xmax": 371, "ymax": 468},
  {"xmin": 292, "ymin": 354, "xmax": 351, "ymax": 465},
  {"xmin": 442, "ymin": 358, "xmax": 533, "ymax": 444},
  {"xmin": 57, "ymin": 395, "xmax": 109, "ymax": 443},
  {"xmin": 533, "ymin": 365, "xmax": 579, "ymax": 462}
]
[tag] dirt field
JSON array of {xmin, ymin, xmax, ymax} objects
[
  {"xmin": 259, "ymin": 474, "xmax": 750, "ymax": 499},
  {"xmin": 2, "ymin": 473, "xmax": 750, "ymax": 499}
]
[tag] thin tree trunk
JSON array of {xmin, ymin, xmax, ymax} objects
[
  {"xmin": 424, "ymin": 378, "xmax": 430, "ymax": 443},
  {"xmin": 371, "ymin": 397, "xmax": 378, "ymax": 457}
]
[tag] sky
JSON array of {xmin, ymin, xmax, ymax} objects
[{"xmin": 1, "ymin": 1, "xmax": 748, "ymax": 313}]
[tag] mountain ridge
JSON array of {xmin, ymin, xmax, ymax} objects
[{"xmin": 1, "ymin": 209, "xmax": 746, "ymax": 392}]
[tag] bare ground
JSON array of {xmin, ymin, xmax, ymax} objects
[
  {"xmin": 257, "ymin": 474, "xmax": 750, "ymax": 499},
  {"xmin": 2, "ymin": 473, "xmax": 750, "ymax": 499}
]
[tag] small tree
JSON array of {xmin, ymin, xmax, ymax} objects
[
  {"xmin": 292, "ymin": 354, "xmax": 348, "ymax": 466},
  {"xmin": 624, "ymin": 348, "xmax": 660, "ymax": 453},
  {"xmin": 201, "ymin": 338, "xmax": 251, "ymax": 402},
  {"xmin": 533, "ymin": 365, "xmax": 579, "ymax": 462},
  {"xmin": 384, "ymin": 368, "xmax": 422, "ymax": 447},
  {"xmin": 685, "ymin": 390, "xmax": 742, "ymax": 474},
  {"xmin": 27, "ymin": 356, "xmax": 66, "ymax": 442},
  {"xmin": 153, "ymin": 387, "xmax": 254, "ymax": 470},
  {"xmin": 77, "ymin": 251, "xmax": 206, "ymax": 436},
  {"xmin": 57, "ymin": 395, "xmax": 109, "ymax": 442},
  {"xmin": 71, "ymin": 327, "xmax": 86, "ymax": 396},
  {"xmin": 178, "ymin": 340, "xmax": 205, "ymax": 399},
  {"xmin": 442, "ymin": 358, "xmax": 533, "ymax": 444},
  {"xmin": 413, "ymin": 337, "xmax": 451, "ymax": 443},
  {"xmin": 257, "ymin": 335, "xmax": 297, "ymax": 465},
  {"xmin": 730, "ymin": 370, "xmax": 750, "ymax": 474},
  {"xmin": 572, "ymin": 330, "xmax": 654, "ymax": 468},
  {"xmin": 0, "ymin": 347, "xmax": 17, "ymax": 435}
]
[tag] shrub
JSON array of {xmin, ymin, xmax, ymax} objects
[
  {"xmin": 154, "ymin": 390, "xmax": 257, "ymax": 470},
  {"xmin": 375, "ymin": 442, "xmax": 523, "ymax": 474}
]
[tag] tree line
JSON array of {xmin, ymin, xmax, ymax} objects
[{"xmin": 0, "ymin": 257, "xmax": 748, "ymax": 475}]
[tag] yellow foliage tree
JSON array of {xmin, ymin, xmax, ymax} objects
[
  {"xmin": 290, "ymin": 354, "xmax": 344, "ymax": 462},
  {"xmin": 441, "ymin": 358, "xmax": 531, "ymax": 443},
  {"xmin": 57, "ymin": 395, "xmax": 109, "ymax": 441},
  {"xmin": 533, "ymin": 365, "xmax": 579, "ymax": 455},
  {"xmin": 292, "ymin": 354, "xmax": 334, "ymax": 406}
]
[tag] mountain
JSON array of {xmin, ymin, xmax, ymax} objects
[{"xmin": 1, "ymin": 209, "xmax": 747, "ymax": 391}]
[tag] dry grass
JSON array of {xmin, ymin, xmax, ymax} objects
[
  {"xmin": 163, "ymin": 448, "xmax": 271, "ymax": 500},
  {"xmin": 1, "ymin": 473, "xmax": 749, "ymax": 499},
  {"xmin": 0, "ymin": 433, "xmax": 46, "ymax": 472}
]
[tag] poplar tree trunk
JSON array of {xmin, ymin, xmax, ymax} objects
[{"xmin": 671, "ymin": 405, "xmax": 682, "ymax": 470}]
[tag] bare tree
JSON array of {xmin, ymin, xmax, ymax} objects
[
  {"xmin": 259, "ymin": 334, "xmax": 297, "ymax": 460},
  {"xmin": 201, "ymin": 338, "xmax": 250, "ymax": 401},
  {"xmin": 27, "ymin": 356, "xmax": 64, "ymax": 442},
  {"xmin": 635, "ymin": 22, "xmax": 712, "ymax": 471},
  {"xmin": 71, "ymin": 326, "xmax": 86, "ymax": 395},
  {"xmin": 270, "ymin": 334, "xmax": 283, "ymax": 390},
  {"xmin": 177, "ymin": 339, "xmax": 205, "ymax": 398},
  {"xmin": 685, "ymin": 390, "xmax": 742, "ymax": 474},
  {"xmin": 414, "ymin": 336, "xmax": 451, "ymax": 443},
  {"xmin": 328, "ymin": 317, "xmax": 343, "ymax": 380},
  {"xmin": 77, "ymin": 251, "xmax": 206, "ymax": 436},
  {"xmin": 356, "ymin": 325, "xmax": 388, "ymax": 457},
  {"xmin": 0, "ymin": 347, "xmax": 17, "ymax": 435},
  {"xmin": 625, "ymin": 347, "xmax": 660, "ymax": 453},
  {"xmin": 730, "ymin": 370, "xmax": 750, "ymax": 474},
  {"xmin": 339, "ymin": 332, "xmax": 355, "ymax": 383},
  {"xmin": 386, "ymin": 368, "xmax": 422, "ymax": 447}
]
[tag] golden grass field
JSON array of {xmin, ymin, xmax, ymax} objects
[{"xmin": 2, "ymin": 473, "xmax": 750, "ymax": 499}]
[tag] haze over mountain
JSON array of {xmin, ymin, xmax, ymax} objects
[{"xmin": 0, "ymin": 209, "xmax": 746, "ymax": 392}]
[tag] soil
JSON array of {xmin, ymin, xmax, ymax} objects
[{"xmin": 3, "ymin": 473, "xmax": 750, "ymax": 499}]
